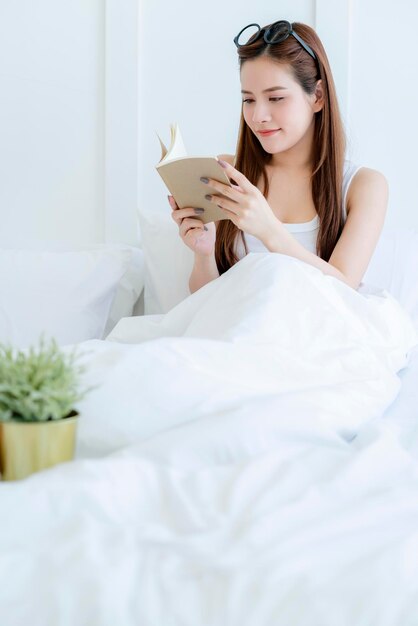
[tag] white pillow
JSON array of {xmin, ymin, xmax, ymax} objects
[
  {"xmin": 139, "ymin": 208, "xmax": 418, "ymax": 324},
  {"xmin": 0, "ymin": 244, "xmax": 145, "ymax": 349},
  {"xmin": 103, "ymin": 246, "xmax": 145, "ymax": 335},
  {"xmin": 138, "ymin": 209, "xmax": 194, "ymax": 314}
]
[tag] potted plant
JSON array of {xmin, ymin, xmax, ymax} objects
[{"xmin": 0, "ymin": 335, "xmax": 93, "ymax": 481}]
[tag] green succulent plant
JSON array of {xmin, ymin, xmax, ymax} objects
[{"xmin": 0, "ymin": 335, "xmax": 93, "ymax": 422}]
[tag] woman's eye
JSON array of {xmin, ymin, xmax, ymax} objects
[{"xmin": 242, "ymin": 97, "xmax": 284, "ymax": 104}]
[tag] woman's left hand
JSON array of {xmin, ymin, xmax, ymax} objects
[{"xmin": 202, "ymin": 159, "xmax": 282, "ymax": 243}]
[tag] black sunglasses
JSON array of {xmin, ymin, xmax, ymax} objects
[{"xmin": 234, "ymin": 20, "xmax": 318, "ymax": 65}]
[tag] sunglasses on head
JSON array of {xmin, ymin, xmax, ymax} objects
[{"xmin": 234, "ymin": 20, "xmax": 318, "ymax": 66}]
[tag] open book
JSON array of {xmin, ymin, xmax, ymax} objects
[{"xmin": 155, "ymin": 122, "xmax": 234, "ymax": 224}]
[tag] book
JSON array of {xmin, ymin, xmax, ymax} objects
[{"xmin": 155, "ymin": 122, "xmax": 234, "ymax": 224}]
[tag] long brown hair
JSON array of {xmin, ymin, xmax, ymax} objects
[{"xmin": 215, "ymin": 21, "xmax": 346, "ymax": 275}]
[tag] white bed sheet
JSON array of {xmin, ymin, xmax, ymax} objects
[
  {"xmin": 377, "ymin": 344, "xmax": 418, "ymax": 456},
  {"xmin": 1, "ymin": 252, "xmax": 418, "ymax": 626}
]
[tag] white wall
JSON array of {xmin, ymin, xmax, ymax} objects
[
  {"xmin": 0, "ymin": 0, "xmax": 140, "ymax": 247},
  {"xmin": 0, "ymin": 1, "xmax": 416, "ymax": 248},
  {"xmin": 348, "ymin": 0, "xmax": 418, "ymax": 230},
  {"xmin": 0, "ymin": 0, "xmax": 105, "ymax": 246}
]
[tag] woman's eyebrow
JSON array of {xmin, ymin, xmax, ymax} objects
[{"xmin": 241, "ymin": 86, "xmax": 288, "ymax": 94}]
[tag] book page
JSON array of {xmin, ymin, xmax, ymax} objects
[{"xmin": 156, "ymin": 122, "xmax": 188, "ymax": 164}]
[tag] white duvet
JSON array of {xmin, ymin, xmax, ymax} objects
[{"xmin": 1, "ymin": 252, "xmax": 418, "ymax": 626}]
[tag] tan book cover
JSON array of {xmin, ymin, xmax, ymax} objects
[{"xmin": 155, "ymin": 122, "xmax": 233, "ymax": 224}]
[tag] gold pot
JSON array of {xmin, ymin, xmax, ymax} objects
[{"xmin": 0, "ymin": 412, "xmax": 79, "ymax": 481}]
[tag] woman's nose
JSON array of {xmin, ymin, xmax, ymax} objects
[{"xmin": 251, "ymin": 103, "xmax": 272, "ymax": 124}]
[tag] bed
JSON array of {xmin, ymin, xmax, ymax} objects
[
  {"xmin": 1, "ymin": 218, "xmax": 418, "ymax": 626},
  {"xmin": 380, "ymin": 343, "xmax": 418, "ymax": 452}
]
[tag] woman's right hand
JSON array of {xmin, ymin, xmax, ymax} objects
[{"xmin": 169, "ymin": 195, "xmax": 216, "ymax": 257}]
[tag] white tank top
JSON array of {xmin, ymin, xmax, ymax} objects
[{"xmin": 234, "ymin": 160, "xmax": 363, "ymax": 258}]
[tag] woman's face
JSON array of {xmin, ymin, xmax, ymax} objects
[{"xmin": 240, "ymin": 56, "xmax": 323, "ymax": 156}]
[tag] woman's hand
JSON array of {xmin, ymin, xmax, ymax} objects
[
  {"xmin": 202, "ymin": 159, "xmax": 282, "ymax": 244},
  {"xmin": 169, "ymin": 195, "xmax": 216, "ymax": 257}
]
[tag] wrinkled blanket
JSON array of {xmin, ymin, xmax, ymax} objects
[{"xmin": 1, "ymin": 252, "xmax": 418, "ymax": 626}]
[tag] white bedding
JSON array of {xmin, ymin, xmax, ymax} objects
[
  {"xmin": 379, "ymin": 344, "xmax": 418, "ymax": 456},
  {"xmin": 1, "ymin": 252, "xmax": 418, "ymax": 625}
]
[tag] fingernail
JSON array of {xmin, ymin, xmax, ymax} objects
[
  {"xmin": 218, "ymin": 159, "xmax": 228, "ymax": 168},
  {"xmin": 204, "ymin": 194, "xmax": 212, "ymax": 201},
  {"xmin": 194, "ymin": 208, "xmax": 205, "ymax": 214},
  {"xmin": 200, "ymin": 177, "xmax": 209, "ymax": 184}
]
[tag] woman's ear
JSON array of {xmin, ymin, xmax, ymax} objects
[{"xmin": 313, "ymin": 79, "xmax": 325, "ymax": 112}]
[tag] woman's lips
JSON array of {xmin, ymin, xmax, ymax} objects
[{"xmin": 257, "ymin": 129, "xmax": 280, "ymax": 136}]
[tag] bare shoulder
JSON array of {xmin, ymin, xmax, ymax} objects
[
  {"xmin": 346, "ymin": 167, "xmax": 389, "ymax": 216},
  {"xmin": 350, "ymin": 167, "xmax": 388, "ymax": 190},
  {"xmin": 216, "ymin": 153, "xmax": 236, "ymax": 166}
]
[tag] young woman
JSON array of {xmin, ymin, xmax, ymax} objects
[{"xmin": 168, "ymin": 20, "xmax": 388, "ymax": 294}]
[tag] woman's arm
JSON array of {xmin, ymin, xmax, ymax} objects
[
  {"xmin": 264, "ymin": 168, "xmax": 388, "ymax": 290},
  {"xmin": 189, "ymin": 253, "xmax": 220, "ymax": 294},
  {"xmin": 327, "ymin": 168, "xmax": 388, "ymax": 289},
  {"xmin": 188, "ymin": 153, "xmax": 235, "ymax": 294}
]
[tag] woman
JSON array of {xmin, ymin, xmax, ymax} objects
[{"xmin": 168, "ymin": 20, "xmax": 388, "ymax": 294}]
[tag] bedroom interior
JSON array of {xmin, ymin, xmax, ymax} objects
[{"xmin": 1, "ymin": 0, "xmax": 418, "ymax": 624}]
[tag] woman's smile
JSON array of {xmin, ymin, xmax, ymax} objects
[{"xmin": 257, "ymin": 129, "xmax": 281, "ymax": 137}]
